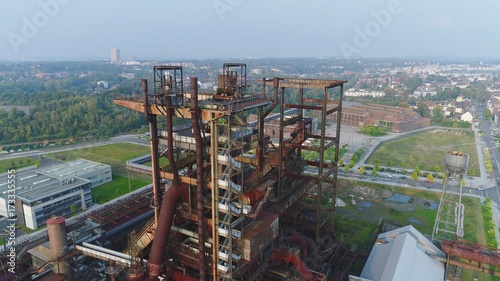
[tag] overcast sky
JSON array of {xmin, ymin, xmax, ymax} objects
[{"xmin": 1, "ymin": 0, "xmax": 499, "ymax": 61}]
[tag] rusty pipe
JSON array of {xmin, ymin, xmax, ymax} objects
[
  {"xmin": 109, "ymin": 260, "xmax": 117, "ymax": 281},
  {"xmin": 190, "ymin": 77, "xmax": 206, "ymax": 281},
  {"xmin": 142, "ymin": 79, "xmax": 151, "ymax": 122},
  {"xmin": 147, "ymin": 183, "xmax": 186, "ymax": 280},
  {"xmin": 300, "ymin": 234, "xmax": 317, "ymax": 258},
  {"xmin": 146, "ymin": 81, "xmax": 183, "ymax": 280},
  {"xmin": 166, "ymin": 88, "xmax": 180, "ymax": 185},
  {"xmin": 271, "ymin": 249, "xmax": 314, "ymax": 280},
  {"xmin": 284, "ymin": 230, "xmax": 308, "ymax": 259},
  {"xmin": 142, "ymin": 79, "xmax": 161, "ymax": 221}
]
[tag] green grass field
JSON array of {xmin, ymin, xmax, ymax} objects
[
  {"xmin": 0, "ymin": 157, "xmax": 38, "ymax": 173},
  {"xmin": 92, "ymin": 175, "xmax": 150, "ymax": 204},
  {"xmin": 367, "ymin": 129, "xmax": 480, "ymax": 175},
  {"xmin": 45, "ymin": 143, "xmax": 151, "ymax": 179},
  {"xmin": 45, "ymin": 143, "xmax": 153, "ymax": 203}
]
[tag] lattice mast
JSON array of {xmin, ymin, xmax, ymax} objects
[{"xmin": 432, "ymin": 151, "xmax": 469, "ymax": 242}]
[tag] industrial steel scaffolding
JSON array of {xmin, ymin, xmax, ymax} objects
[{"xmin": 113, "ymin": 63, "xmax": 346, "ymax": 280}]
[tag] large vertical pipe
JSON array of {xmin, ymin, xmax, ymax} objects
[
  {"xmin": 259, "ymin": 77, "xmax": 280, "ymax": 173},
  {"xmin": 166, "ymin": 85, "xmax": 180, "ymax": 185},
  {"xmin": 147, "ymin": 185, "xmax": 182, "ymax": 280},
  {"xmin": 147, "ymin": 80, "xmax": 183, "ymax": 280},
  {"xmin": 277, "ymin": 86, "xmax": 285, "ymax": 198},
  {"xmin": 142, "ymin": 79, "xmax": 161, "ymax": 222},
  {"xmin": 190, "ymin": 77, "xmax": 206, "ymax": 280},
  {"xmin": 47, "ymin": 216, "xmax": 72, "ymax": 280},
  {"xmin": 108, "ymin": 260, "xmax": 117, "ymax": 281}
]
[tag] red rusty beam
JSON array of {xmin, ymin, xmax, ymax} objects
[
  {"xmin": 442, "ymin": 239, "xmax": 500, "ymax": 267},
  {"xmin": 112, "ymin": 99, "xmax": 224, "ymax": 121}
]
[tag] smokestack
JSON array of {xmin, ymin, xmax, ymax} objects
[{"xmin": 46, "ymin": 216, "xmax": 72, "ymax": 280}]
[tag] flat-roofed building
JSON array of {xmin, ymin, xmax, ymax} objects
[
  {"xmin": 0, "ymin": 159, "xmax": 111, "ymax": 229},
  {"xmin": 37, "ymin": 158, "xmax": 112, "ymax": 188},
  {"xmin": 0, "ymin": 169, "xmax": 91, "ymax": 229}
]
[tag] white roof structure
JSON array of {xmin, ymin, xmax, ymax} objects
[{"xmin": 350, "ymin": 225, "xmax": 446, "ymax": 281}]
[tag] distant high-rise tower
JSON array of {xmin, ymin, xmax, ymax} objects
[{"xmin": 111, "ymin": 48, "xmax": 120, "ymax": 64}]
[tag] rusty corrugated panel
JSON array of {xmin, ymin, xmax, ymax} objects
[{"xmin": 242, "ymin": 212, "xmax": 279, "ymax": 262}]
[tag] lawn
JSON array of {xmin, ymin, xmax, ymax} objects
[
  {"xmin": 45, "ymin": 143, "xmax": 151, "ymax": 180},
  {"xmin": 367, "ymin": 129, "xmax": 479, "ymax": 175},
  {"xmin": 0, "ymin": 156, "xmax": 39, "ymax": 173},
  {"xmin": 45, "ymin": 143, "xmax": 153, "ymax": 203},
  {"xmin": 92, "ymin": 175, "xmax": 150, "ymax": 204}
]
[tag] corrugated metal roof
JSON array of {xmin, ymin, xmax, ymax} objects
[{"xmin": 354, "ymin": 225, "xmax": 445, "ymax": 281}]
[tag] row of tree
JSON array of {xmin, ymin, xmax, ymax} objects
[{"xmin": 0, "ymin": 91, "xmax": 146, "ymax": 145}]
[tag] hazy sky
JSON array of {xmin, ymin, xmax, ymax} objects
[{"xmin": 1, "ymin": 0, "xmax": 499, "ymax": 61}]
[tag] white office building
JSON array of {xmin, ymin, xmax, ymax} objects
[{"xmin": 0, "ymin": 159, "xmax": 112, "ymax": 229}]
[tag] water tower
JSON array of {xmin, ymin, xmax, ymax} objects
[{"xmin": 432, "ymin": 151, "xmax": 469, "ymax": 242}]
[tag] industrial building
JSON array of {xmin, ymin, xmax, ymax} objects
[
  {"xmin": 333, "ymin": 103, "xmax": 431, "ymax": 133},
  {"xmin": 0, "ymin": 159, "xmax": 110, "ymax": 229},
  {"xmin": 3, "ymin": 64, "xmax": 500, "ymax": 281},
  {"xmin": 350, "ymin": 225, "xmax": 446, "ymax": 281},
  {"xmin": 106, "ymin": 63, "xmax": 348, "ymax": 280},
  {"xmin": 37, "ymin": 158, "xmax": 112, "ymax": 188}
]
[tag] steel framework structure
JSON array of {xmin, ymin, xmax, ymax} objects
[{"xmin": 113, "ymin": 63, "xmax": 346, "ymax": 281}]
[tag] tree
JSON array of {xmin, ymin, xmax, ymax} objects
[
  {"xmin": 358, "ymin": 166, "xmax": 364, "ymax": 174},
  {"xmin": 433, "ymin": 164, "xmax": 441, "ymax": 172},
  {"xmin": 415, "ymin": 102, "xmax": 430, "ymax": 118},
  {"xmin": 399, "ymin": 161, "xmax": 405, "ymax": 168},
  {"xmin": 484, "ymin": 108, "xmax": 492, "ymax": 119},
  {"xmin": 426, "ymin": 174, "xmax": 435, "ymax": 182},
  {"xmin": 411, "ymin": 171, "xmax": 419, "ymax": 182},
  {"xmin": 371, "ymin": 168, "xmax": 377, "ymax": 176},
  {"xmin": 386, "ymin": 160, "xmax": 392, "ymax": 167},
  {"xmin": 404, "ymin": 77, "xmax": 422, "ymax": 93},
  {"xmin": 414, "ymin": 166, "xmax": 421, "ymax": 176},
  {"xmin": 432, "ymin": 105, "xmax": 444, "ymax": 123}
]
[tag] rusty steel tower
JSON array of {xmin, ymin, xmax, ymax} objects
[{"xmin": 113, "ymin": 63, "xmax": 346, "ymax": 280}]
